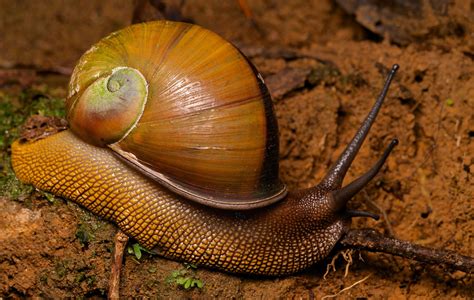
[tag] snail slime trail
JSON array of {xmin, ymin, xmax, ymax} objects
[{"xmin": 11, "ymin": 20, "xmax": 474, "ymax": 283}]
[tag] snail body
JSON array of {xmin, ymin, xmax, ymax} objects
[
  {"xmin": 11, "ymin": 21, "xmax": 399, "ymax": 275},
  {"xmin": 12, "ymin": 130, "xmax": 344, "ymax": 275}
]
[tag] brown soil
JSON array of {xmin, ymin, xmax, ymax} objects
[{"xmin": 1, "ymin": 0, "xmax": 472, "ymax": 298}]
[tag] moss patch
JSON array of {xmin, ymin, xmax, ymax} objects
[{"xmin": 0, "ymin": 88, "xmax": 65, "ymax": 199}]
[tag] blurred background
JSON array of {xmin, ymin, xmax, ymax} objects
[{"xmin": 1, "ymin": 0, "xmax": 472, "ymax": 71}]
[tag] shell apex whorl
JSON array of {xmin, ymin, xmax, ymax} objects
[{"xmin": 67, "ymin": 66, "xmax": 148, "ymax": 146}]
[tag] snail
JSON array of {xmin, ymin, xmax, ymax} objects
[{"xmin": 11, "ymin": 21, "xmax": 465, "ymax": 278}]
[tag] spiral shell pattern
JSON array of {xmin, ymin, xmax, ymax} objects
[{"xmin": 66, "ymin": 21, "xmax": 286, "ymax": 209}]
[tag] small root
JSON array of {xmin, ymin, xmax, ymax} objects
[
  {"xmin": 323, "ymin": 249, "xmax": 355, "ymax": 279},
  {"xmin": 341, "ymin": 249, "xmax": 354, "ymax": 277},
  {"xmin": 323, "ymin": 254, "xmax": 338, "ymax": 280},
  {"xmin": 321, "ymin": 274, "xmax": 372, "ymax": 300}
]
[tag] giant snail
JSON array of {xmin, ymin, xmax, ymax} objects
[{"xmin": 11, "ymin": 21, "xmax": 473, "ymax": 295}]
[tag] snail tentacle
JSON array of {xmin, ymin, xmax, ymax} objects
[
  {"xmin": 332, "ymin": 138, "xmax": 398, "ymax": 212},
  {"xmin": 321, "ymin": 64, "xmax": 399, "ymax": 190},
  {"xmin": 345, "ymin": 210, "xmax": 380, "ymax": 220}
]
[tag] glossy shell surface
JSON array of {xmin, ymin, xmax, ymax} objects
[{"xmin": 66, "ymin": 21, "xmax": 287, "ymax": 209}]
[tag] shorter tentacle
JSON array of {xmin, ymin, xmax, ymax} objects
[
  {"xmin": 332, "ymin": 138, "xmax": 398, "ymax": 211},
  {"xmin": 346, "ymin": 210, "xmax": 380, "ymax": 220}
]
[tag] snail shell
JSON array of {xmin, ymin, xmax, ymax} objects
[{"xmin": 66, "ymin": 21, "xmax": 287, "ymax": 210}]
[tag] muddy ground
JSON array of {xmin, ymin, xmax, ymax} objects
[{"xmin": 0, "ymin": 0, "xmax": 472, "ymax": 298}]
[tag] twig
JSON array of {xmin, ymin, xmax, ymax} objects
[
  {"xmin": 239, "ymin": 45, "xmax": 338, "ymax": 66},
  {"xmin": 108, "ymin": 230, "xmax": 130, "ymax": 300},
  {"xmin": 339, "ymin": 229, "xmax": 474, "ymax": 273}
]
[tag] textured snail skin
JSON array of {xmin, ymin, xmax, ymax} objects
[{"xmin": 12, "ymin": 130, "xmax": 347, "ymax": 275}]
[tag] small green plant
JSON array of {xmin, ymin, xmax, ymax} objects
[
  {"xmin": 445, "ymin": 98, "xmax": 454, "ymax": 107},
  {"xmin": 39, "ymin": 190, "xmax": 56, "ymax": 203},
  {"xmin": 127, "ymin": 242, "xmax": 153, "ymax": 260},
  {"xmin": 166, "ymin": 263, "xmax": 203, "ymax": 290}
]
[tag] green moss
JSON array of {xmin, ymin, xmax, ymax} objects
[
  {"xmin": 307, "ymin": 64, "xmax": 341, "ymax": 87},
  {"xmin": 39, "ymin": 272, "xmax": 49, "ymax": 285},
  {"xmin": 0, "ymin": 89, "xmax": 65, "ymax": 199},
  {"xmin": 445, "ymin": 98, "xmax": 454, "ymax": 107},
  {"xmin": 75, "ymin": 223, "xmax": 95, "ymax": 247},
  {"xmin": 73, "ymin": 208, "xmax": 112, "ymax": 248},
  {"xmin": 54, "ymin": 260, "xmax": 69, "ymax": 279},
  {"xmin": 306, "ymin": 64, "xmax": 366, "ymax": 92},
  {"xmin": 75, "ymin": 272, "xmax": 97, "ymax": 287}
]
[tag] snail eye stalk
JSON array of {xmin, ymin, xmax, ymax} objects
[
  {"xmin": 321, "ymin": 64, "xmax": 399, "ymax": 191},
  {"xmin": 332, "ymin": 139, "xmax": 398, "ymax": 212}
]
